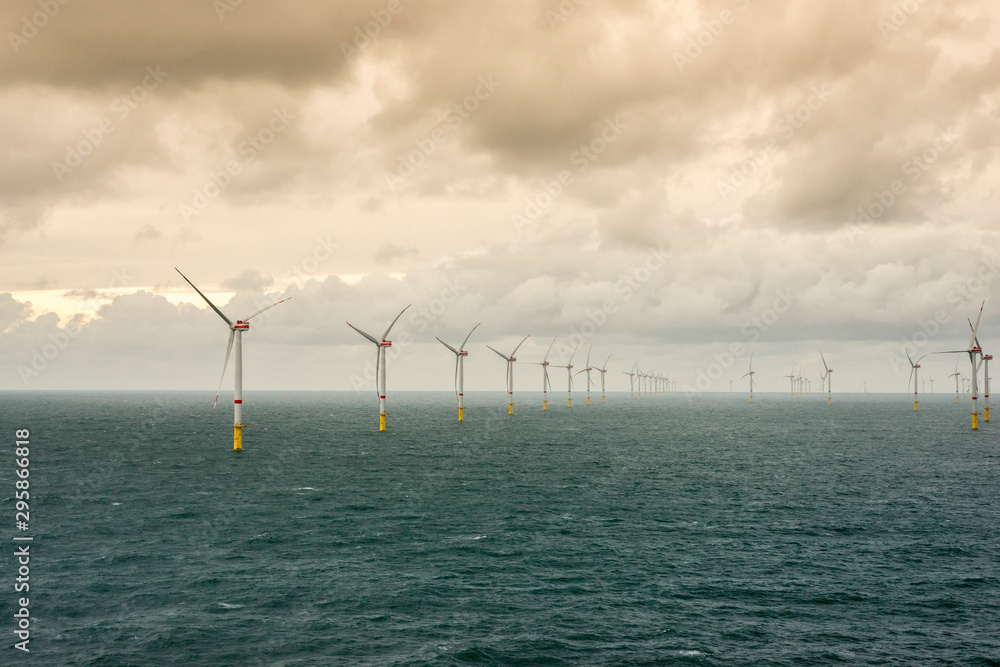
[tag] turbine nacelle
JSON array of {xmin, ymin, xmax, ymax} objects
[{"xmin": 233, "ymin": 321, "xmax": 249, "ymax": 331}]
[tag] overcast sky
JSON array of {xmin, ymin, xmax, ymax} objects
[{"xmin": 2, "ymin": 0, "xmax": 998, "ymax": 396}]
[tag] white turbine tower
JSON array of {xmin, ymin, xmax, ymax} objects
[
  {"xmin": 175, "ymin": 268, "xmax": 291, "ymax": 452},
  {"xmin": 488, "ymin": 335, "xmax": 530, "ymax": 415},
  {"xmin": 906, "ymin": 352, "xmax": 926, "ymax": 411},
  {"xmin": 983, "ymin": 356, "xmax": 992, "ymax": 422},
  {"xmin": 436, "ymin": 323, "xmax": 480, "ymax": 422},
  {"xmin": 936, "ymin": 302, "xmax": 985, "ymax": 429},
  {"xmin": 741, "ymin": 353, "xmax": 755, "ymax": 402},
  {"xmin": 820, "ymin": 352, "xmax": 833, "ymax": 404},
  {"xmin": 596, "ymin": 354, "xmax": 611, "ymax": 403},
  {"xmin": 554, "ymin": 344, "xmax": 579, "ymax": 407},
  {"xmin": 347, "ymin": 305, "xmax": 411, "ymax": 432},
  {"xmin": 784, "ymin": 367, "xmax": 795, "ymax": 398},
  {"xmin": 532, "ymin": 337, "xmax": 557, "ymax": 411}
]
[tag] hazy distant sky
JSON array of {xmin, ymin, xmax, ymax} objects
[{"xmin": 2, "ymin": 0, "xmax": 998, "ymax": 394}]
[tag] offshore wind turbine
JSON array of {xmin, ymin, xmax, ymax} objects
[
  {"xmin": 488, "ymin": 335, "xmax": 530, "ymax": 415},
  {"xmin": 820, "ymin": 352, "xmax": 833, "ymax": 404},
  {"xmin": 742, "ymin": 353, "xmax": 755, "ymax": 402},
  {"xmin": 623, "ymin": 363, "xmax": 637, "ymax": 399},
  {"xmin": 554, "ymin": 344, "xmax": 579, "ymax": 407},
  {"xmin": 175, "ymin": 268, "xmax": 291, "ymax": 452},
  {"xmin": 436, "ymin": 322, "xmax": 480, "ymax": 422},
  {"xmin": 576, "ymin": 346, "xmax": 595, "ymax": 405},
  {"xmin": 906, "ymin": 352, "xmax": 927, "ymax": 411},
  {"xmin": 348, "ymin": 305, "xmax": 411, "ymax": 432},
  {"xmin": 532, "ymin": 337, "xmax": 557, "ymax": 410},
  {"xmin": 949, "ymin": 360, "xmax": 961, "ymax": 403},
  {"xmin": 784, "ymin": 367, "xmax": 795, "ymax": 398},
  {"xmin": 935, "ymin": 301, "xmax": 985, "ymax": 429},
  {"xmin": 596, "ymin": 354, "xmax": 611, "ymax": 403},
  {"xmin": 983, "ymin": 355, "xmax": 992, "ymax": 422}
]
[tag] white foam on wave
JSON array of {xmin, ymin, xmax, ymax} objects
[
  {"xmin": 218, "ymin": 602, "xmax": 243, "ymax": 609},
  {"xmin": 295, "ymin": 487, "xmax": 318, "ymax": 491},
  {"xmin": 679, "ymin": 650, "xmax": 703, "ymax": 657},
  {"xmin": 112, "ymin": 502, "xmax": 121, "ymax": 506}
]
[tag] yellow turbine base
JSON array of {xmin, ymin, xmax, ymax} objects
[
  {"xmin": 509, "ymin": 403, "xmax": 514, "ymax": 415},
  {"xmin": 568, "ymin": 398, "xmax": 572, "ymax": 407},
  {"xmin": 914, "ymin": 401, "xmax": 919, "ymax": 411},
  {"xmin": 233, "ymin": 424, "xmax": 244, "ymax": 451},
  {"xmin": 543, "ymin": 400, "xmax": 547, "ymax": 411},
  {"xmin": 379, "ymin": 413, "xmax": 387, "ymax": 431},
  {"xmin": 972, "ymin": 411, "xmax": 979, "ymax": 430},
  {"xmin": 750, "ymin": 395, "xmax": 753, "ymax": 403},
  {"xmin": 828, "ymin": 397, "xmax": 832, "ymax": 405},
  {"xmin": 602, "ymin": 395, "xmax": 605, "ymax": 403},
  {"xmin": 458, "ymin": 406, "xmax": 464, "ymax": 422},
  {"xmin": 986, "ymin": 407, "xmax": 991, "ymax": 422},
  {"xmin": 957, "ymin": 396, "xmax": 960, "ymax": 403},
  {"xmin": 587, "ymin": 396, "xmax": 591, "ymax": 405}
]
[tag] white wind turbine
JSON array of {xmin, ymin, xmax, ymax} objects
[
  {"xmin": 347, "ymin": 305, "xmax": 411, "ymax": 432},
  {"xmin": 554, "ymin": 344, "xmax": 579, "ymax": 407},
  {"xmin": 488, "ymin": 335, "xmax": 530, "ymax": 415},
  {"xmin": 175, "ymin": 268, "xmax": 291, "ymax": 452},
  {"xmin": 576, "ymin": 346, "xmax": 595, "ymax": 405},
  {"xmin": 436, "ymin": 323, "xmax": 480, "ymax": 422},
  {"xmin": 784, "ymin": 367, "xmax": 795, "ymax": 398},
  {"xmin": 948, "ymin": 359, "xmax": 961, "ymax": 403},
  {"xmin": 532, "ymin": 337, "xmax": 557, "ymax": 411},
  {"xmin": 935, "ymin": 301, "xmax": 985, "ymax": 429},
  {"xmin": 820, "ymin": 352, "xmax": 832, "ymax": 404},
  {"xmin": 623, "ymin": 363, "xmax": 637, "ymax": 399},
  {"xmin": 596, "ymin": 354, "xmax": 611, "ymax": 403},
  {"xmin": 741, "ymin": 353, "xmax": 755, "ymax": 402},
  {"xmin": 906, "ymin": 352, "xmax": 927, "ymax": 411}
]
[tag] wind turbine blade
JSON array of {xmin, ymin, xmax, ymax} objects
[
  {"xmin": 244, "ymin": 296, "xmax": 292, "ymax": 321},
  {"xmin": 748, "ymin": 352, "xmax": 754, "ymax": 372},
  {"xmin": 586, "ymin": 345, "xmax": 592, "ymax": 366},
  {"xmin": 568, "ymin": 344, "xmax": 579, "ymax": 365},
  {"xmin": 460, "ymin": 323, "xmax": 481, "ymax": 351},
  {"xmin": 436, "ymin": 337, "xmax": 460, "ymax": 355},
  {"xmin": 602, "ymin": 354, "xmax": 612, "ymax": 370},
  {"xmin": 212, "ymin": 329, "xmax": 236, "ymax": 416},
  {"xmin": 969, "ymin": 301, "xmax": 985, "ymax": 349},
  {"xmin": 511, "ymin": 335, "xmax": 531, "ymax": 357},
  {"xmin": 381, "ymin": 304, "xmax": 411, "ymax": 341},
  {"xmin": 544, "ymin": 337, "xmax": 557, "ymax": 362},
  {"xmin": 906, "ymin": 350, "xmax": 914, "ymax": 367},
  {"xmin": 454, "ymin": 355, "xmax": 460, "ymax": 395},
  {"xmin": 347, "ymin": 322, "xmax": 380, "ymax": 346},
  {"xmin": 374, "ymin": 347, "xmax": 381, "ymax": 397},
  {"xmin": 175, "ymin": 267, "xmax": 234, "ymax": 327},
  {"xmin": 908, "ymin": 367, "xmax": 915, "ymax": 391},
  {"xmin": 487, "ymin": 345, "xmax": 509, "ymax": 361},
  {"xmin": 820, "ymin": 351, "xmax": 828, "ymax": 372}
]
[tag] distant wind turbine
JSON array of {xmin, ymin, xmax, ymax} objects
[
  {"xmin": 906, "ymin": 352, "xmax": 926, "ymax": 411},
  {"xmin": 596, "ymin": 354, "xmax": 611, "ymax": 403},
  {"xmin": 488, "ymin": 335, "xmax": 530, "ymax": 415},
  {"xmin": 532, "ymin": 337, "xmax": 557, "ymax": 411},
  {"xmin": 348, "ymin": 305, "xmax": 411, "ymax": 432},
  {"xmin": 820, "ymin": 352, "xmax": 833, "ymax": 404},
  {"xmin": 935, "ymin": 301, "xmax": 985, "ymax": 429},
  {"xmin": 784, "ymin": 367, "xmax": 795, "ymax": 398},
  {"xmin": 742, "ymin": 353, "xmax": 755, "ymax": 402},
  {"xmin": 554, "ymin": 345, "xmax": 579, "ymax": 407},
  {"xmin": 949, "ymin": 359, "xmax": 961, "ymax": 403},
  {"xmin": 576, "ymin": 346, "xmax": 595, "ymax": 405},
  {"xmin": 623, "ymin": 363, "xmax": 637, "ymax": 399},
  {"xmin": 176, "ymin": 268, "xmax": 291, "ymax": 452},
  {"xmin": 436, "ymin": 322, "xmax": 480, "ymax": 422}
]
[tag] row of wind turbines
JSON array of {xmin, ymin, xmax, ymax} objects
[{"xmin": 175, "ymin": 268, "xmax": 992, "ymax": 450}]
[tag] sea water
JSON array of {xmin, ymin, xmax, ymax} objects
[{"xmin": 2, "ymin": 391, "xmax": 998, "ymax": 664}]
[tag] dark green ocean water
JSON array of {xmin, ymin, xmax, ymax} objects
[{"xmin": 2, "ymin": 391, "xmax": 999, "ymax": 665}]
